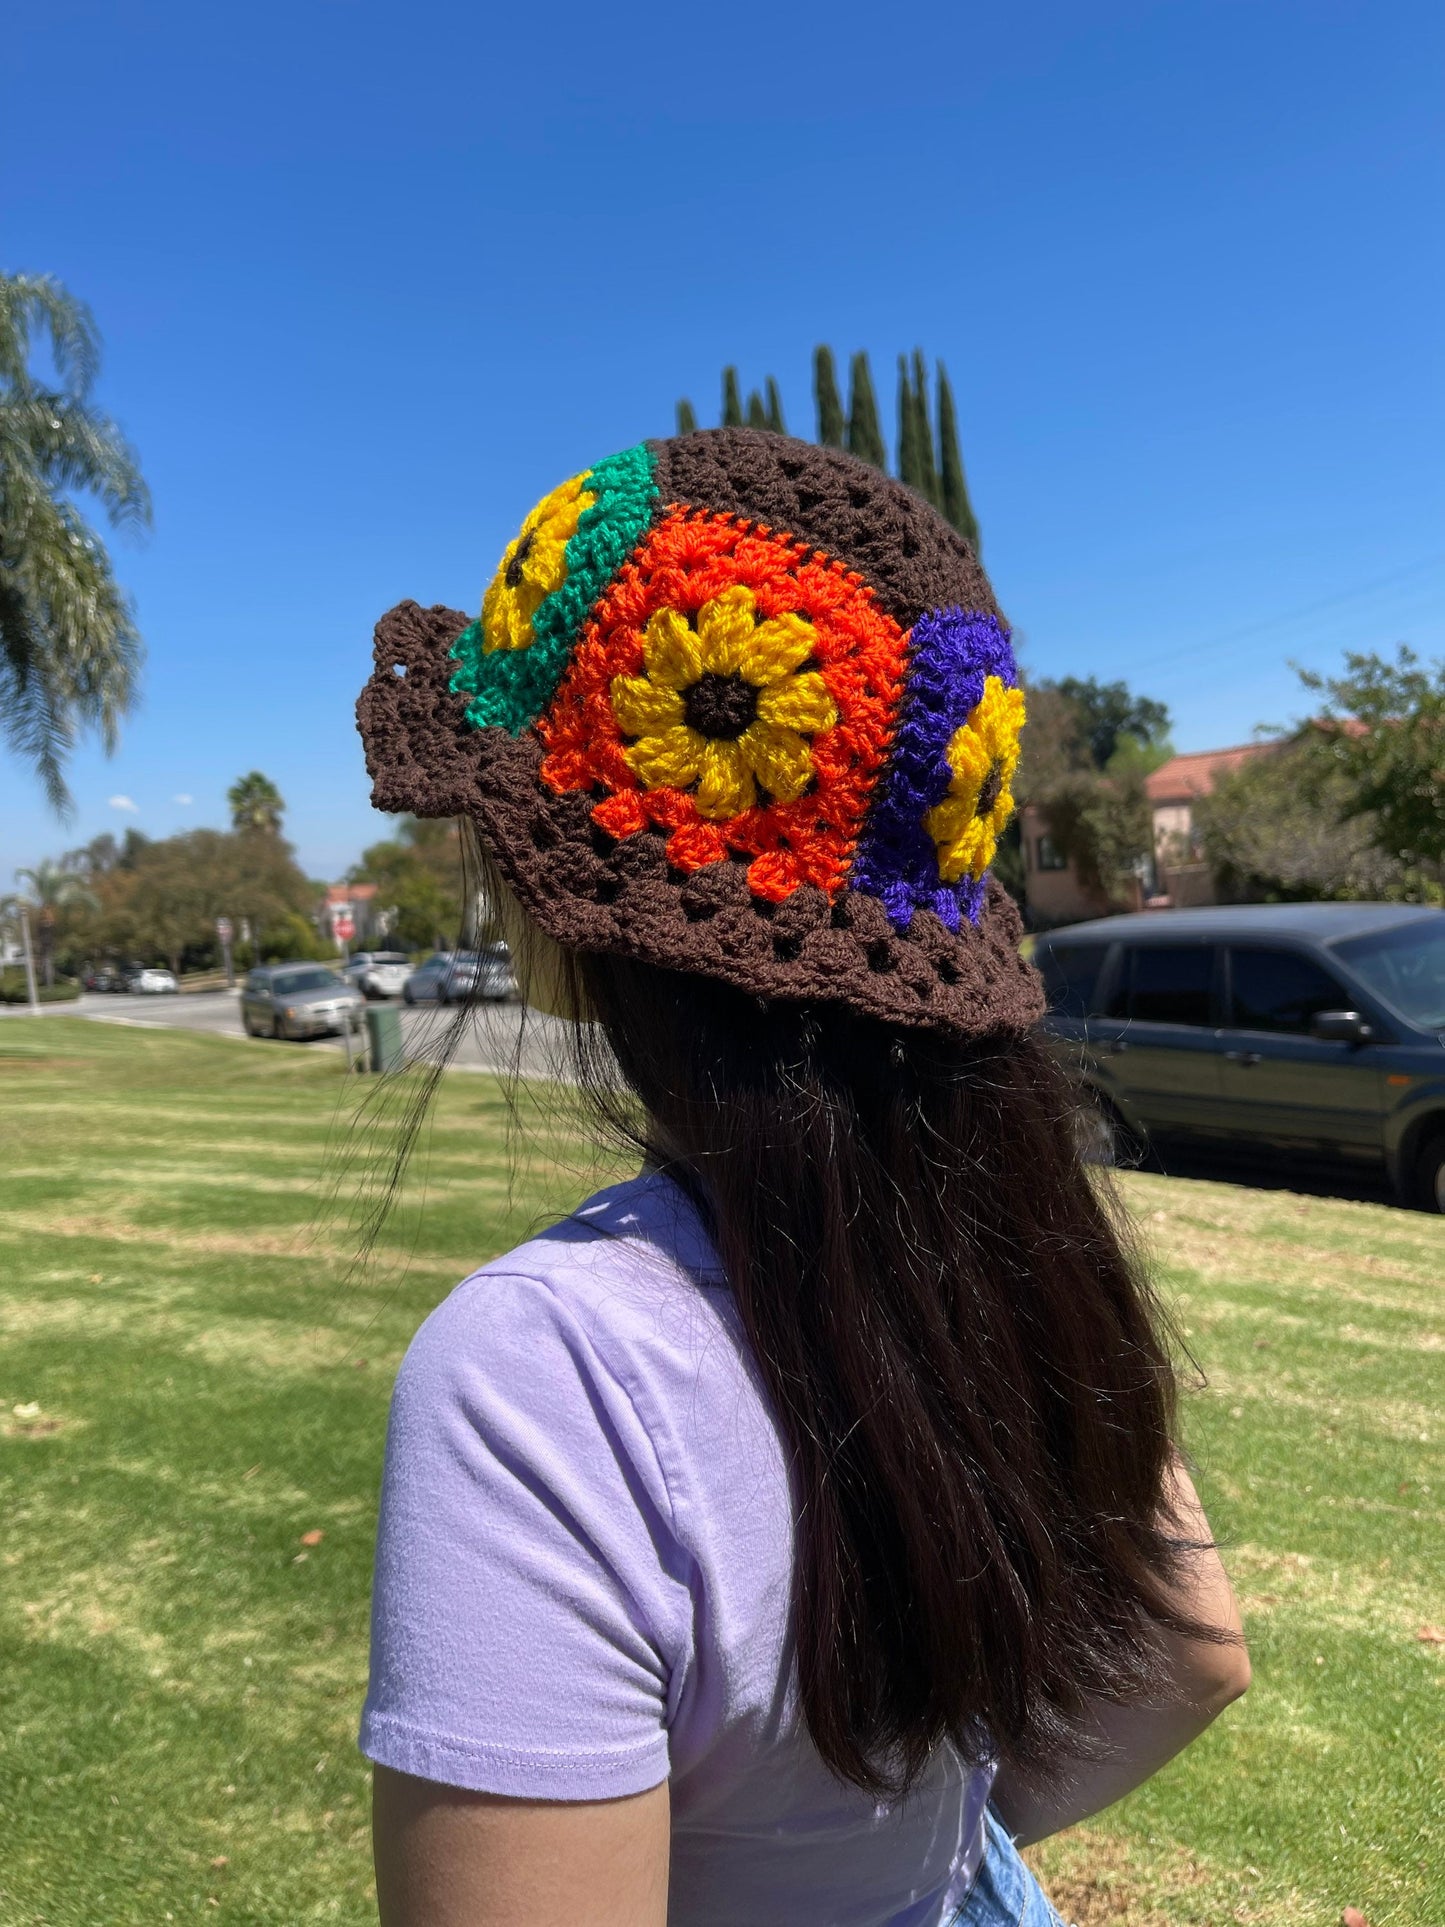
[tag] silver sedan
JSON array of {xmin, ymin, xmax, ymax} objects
[{"xmin": 240, "ymin": 965, "xmax": 365, "ymax": 1040}]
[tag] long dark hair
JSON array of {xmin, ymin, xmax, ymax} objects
[{"xmin": 547, "ymin": 943, "xmax": 1214, "ymax": 1799}]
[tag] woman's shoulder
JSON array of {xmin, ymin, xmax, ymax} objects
[{"xmin": 399, "ymin": 1171, "xmax": 741, "ymax": 1421}]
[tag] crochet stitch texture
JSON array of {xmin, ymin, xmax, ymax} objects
[{"xmin": 356, "ymin": 429, "xmax": 1044, "ymax": 1037}]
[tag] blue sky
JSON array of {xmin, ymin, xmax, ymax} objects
[{"xmin": 4, "ymin": 0, "xmax": 1442, "ymax": 883}]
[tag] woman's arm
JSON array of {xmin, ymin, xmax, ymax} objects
[
  {"xmin": 990, "ymin": 1456, "xmax": 1250, "ymax": 1847},
  {"xmin": 372, "ymin": 1766, "xmax": 670, "ymax": 1927}
]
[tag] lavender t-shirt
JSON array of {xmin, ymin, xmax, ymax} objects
[{"xmin": 360, "ymin": 1172, "xmax": 993, "ymax": 1926}]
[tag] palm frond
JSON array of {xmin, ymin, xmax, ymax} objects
[
  {"xmin": 0, "ymin": 273, "xmax": 100, "ymax": 399},
  {"xmin": 0, "ymin": 577, "xmax": 74, "ymax": 812},
  {"xmin": 0, "ymin": 391, "xmax": 151, "ymax": 529},
  {"xmin": 0, "ymin": 270, "xmax": 146, "ymax": 811}
]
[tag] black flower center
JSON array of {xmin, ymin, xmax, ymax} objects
[
  {"xmin": 683, "ymin": 671, "xmax": 760, "ymax": 740},
  {"xmin": 975, "ymin": 759, "xmax": 1005, "ymax": 818},
  {"xmin": 504, "ymin": 528, "xmax": 536, "ymax": 589}
]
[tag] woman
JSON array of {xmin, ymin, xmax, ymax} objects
[{"xmin": 355, "ymin": 429, "xmax": 1248, "ymax": 1926}]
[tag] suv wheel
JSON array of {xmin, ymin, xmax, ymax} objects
[{"xmin": 1413, "ymin": 1130, "xmax": 1445, "ymax": 1213}]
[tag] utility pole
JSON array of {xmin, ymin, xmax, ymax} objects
[{"xmin": 18, "ymin": 902, "xmax": 40, "ymax": 1013}]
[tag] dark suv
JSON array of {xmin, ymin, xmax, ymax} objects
[{"xmin": 1034, "ymin": 904, "xmax": 1445, "ymax": 1210}]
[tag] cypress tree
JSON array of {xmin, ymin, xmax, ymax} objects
[
  {"xmin": 722, "ymin": 367, "xmax": 743, "ymax": 427},
  {"xmin": 765, "ymin": 376, "xmax": 786, "ymax": 435},
  {"xmin": 897, "ymin": 355, "xmax": 921, "ymax": 493},
  {"xmin": 676, "ymin": 398, "xmax": 698, "ymax": 436},
  {"xmin": 814, "ymin": 346, "xmax": 846, "ymax": 447},
  {"xmin": 937, "ymin": 362, "xmax": 981, "ymax": 553},
  {"xmin": 912, "ymin": 349, "xmax": 940, "ymax": 509},
  {"xmin": 846, "ymin": 351, "xmax": 886, "ymax": 470},
  {"xmin": 746, "ymin": 389, "xmax": 768, "ymax": 429}
]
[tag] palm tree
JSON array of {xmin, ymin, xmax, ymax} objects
[
  {"xmin": 14, "ymin": 857, "xmax": 99, "ymax": 986},
  {"xmin": 227, "ymin": 770, "xmax": 285, "ymax": 836},
  {"xmin": 227, "ymin": 772, "xmax": 287, "ymax": 961},
  {"xmin": 1, "ymin": 273, "xmax": 151, "ymax": 814}
]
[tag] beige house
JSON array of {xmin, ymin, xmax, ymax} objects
[
  {"xmin": 1017, "ymin": 802, "xmax": 1117, "ymax": 925},
  {"xmin": 1021, "ymin": 740, "xmax": 1278, "ymax": 926},
  {"xmin": 1146, "ymin": 743, "xmax": 1276, "ymax": 906}
]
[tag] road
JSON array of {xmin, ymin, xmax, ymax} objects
[{"xmin": 66, "ymin": 988, "xmax": 580, "ymax": 1082}]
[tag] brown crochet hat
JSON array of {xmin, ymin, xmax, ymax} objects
[{"xmin": 357, "ymin": 428, "xmax": 1043, "ymax": 1036}]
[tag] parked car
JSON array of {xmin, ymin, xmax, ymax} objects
[
  {"xmin": 402, "ymin": 945, "xmax": 516, "ymax": 1005},
  {"xmin": 1035, "ymin": 903, "xmax": 1445, "ymax": 1210},
  {"xmin": 129, "ymin": 967, "xmax": 179, "ymax": 995},
  {"xmin": 83, "ymin": 967, "xmax": 127, "ymax": 993},
  {"xmin": 342, "ymin": 951, "xmax": 414, "ymax": 1000},
  {"xmin": 240, "ymin": 964, "xmax": 364, "ymax": 1040}
]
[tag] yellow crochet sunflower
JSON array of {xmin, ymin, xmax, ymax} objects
[
  {"xmin": 610, "ymin": 585, "xmax": 838, "ymax": 820},
  {"xmin": 481, "ymin": 473, "xmax": 595, "ymax": 653},
  {"xmin": 924, "ymin": 676, "xmax": 1026, "ymax": 882}
]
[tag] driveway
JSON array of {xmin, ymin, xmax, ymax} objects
[{"xmin": 68, "ymin": 989, "xmax": 579, "ymax": 1082}]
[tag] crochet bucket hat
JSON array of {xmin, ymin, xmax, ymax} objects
[{"xmin": 357, "ymin": 428, "xmax": 1044, "ymax": 1036}]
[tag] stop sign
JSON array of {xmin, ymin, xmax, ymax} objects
[{"xmin": 333, "ymin": 912, "xmax": 355, "ymax": 942}]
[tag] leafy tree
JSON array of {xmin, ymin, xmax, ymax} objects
[
  {"xmin": 846, "ymin": 352, "xmax": 887, "ymax": 470},
  {"xmin": 91, "ymin": 826, "xmax": 320, "ymax": 973},
  {"xmin": 14, "ymin": 855, "xmax": 97, "ymax": 984},
  {"xmin": 227, "ymin": 770, "xmax": 285, "ymax": 836},
  {"xmin": 1192, "ymin": 743, "xmax": 1412, "ymax": 903},
  {"xmin": 61, "ymin": 826, "xmax": 147, "ymax": 881},
  {"xmin": 813, "ymin": 346, "xmax": 845, "ymax": 447},
  {"xmin": 765, "ymin": 377, "xmax": 786, "ymax": 435},
  {"xmin": 1, "ymin": 271, "xmax": 151, "ymax": 813},
  {"xmin": 936, "ymin": 362, "xmax": 980, "ymax": 552},
  {"xmin": 1299, "ymin": 646, "xmax": 1445, "ymax": 874},
  {"xmin": 721, "ymin": 368, "xmax": 743, "ymax": 428},
  {"xmin": 675, "ymin": 399, "xmax": 698, "ymax": 435},
  {"xmin": 1014, "ymin": 680, "xmax": 1174, "ymax": 906},
  {"xmin": 350, "ymin": 815, "xmax": 465, "ymax": 953},
  {"xmin": 745, "ymin": 389, "xmax": 768, "ymax": 429},
  {"xmin": 1050, "ymin": 677, "xmax": 1171, "ymax": 770}
]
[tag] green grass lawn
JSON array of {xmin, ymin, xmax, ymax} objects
[{"xmin": 1, "ymin": 1019, "xmax": 1440, "ymax": 1926}]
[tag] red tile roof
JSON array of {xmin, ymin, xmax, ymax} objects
[{"xmin": 1145, "ymin": 742, "xmax": 1277, "ymax": 803}]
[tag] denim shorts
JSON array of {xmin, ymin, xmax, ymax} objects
[{"xmin": 949, "ymin": 1808, "xmax": 1070, "ymax": 1926}]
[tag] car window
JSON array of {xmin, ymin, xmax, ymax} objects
[
  {"xmin": 271, "ymin": 968, "xmax": 343, "ymax": 995},
  {"xmin": 245, "ymin": 972, "xmax": 267, "ymax": 992},
  {"xmin": 1334, "ymin": 921, "xmax": 1445, "ymax": 1031},
  {"xmin": 1228, "ymin": 948, "xmax": 1349, "ymax": 1035},
  {"xmin": 1037, "ymin": 942, "xmax": 1108, "ymax": 1018},
  {"xmin": 1107, "ymin": 945, "xmax": 1216, "ymax": 1026}
]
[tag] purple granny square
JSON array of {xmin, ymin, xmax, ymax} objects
[{"xmin": 849, "ymin": 609, "xmax": 1018, "ymax": 931}]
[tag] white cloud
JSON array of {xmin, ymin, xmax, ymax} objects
[
  {"xmin": 108, "ymin": 794, "xmax": 139, "ymax": 813},
  {"xmin": 173, "ymin": 792, "xmax": 193, "ymax": 806}
]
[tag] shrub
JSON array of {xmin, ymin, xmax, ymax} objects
[{"xmin": 0, "ymin": 972, "xmax": 82, "ymax": 1004}]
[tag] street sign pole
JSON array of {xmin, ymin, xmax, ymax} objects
[
  {"xmin": 216, "ymin": 917, "xmax": 235, "ymax": 987},
  {"xmin": 18, "ymin": 902, "xmax": 40, "ymax": 1014}
]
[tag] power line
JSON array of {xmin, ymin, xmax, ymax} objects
[{"xmin": 1106, "ymin": 552, "xmax": 1445, "ymax": 678}]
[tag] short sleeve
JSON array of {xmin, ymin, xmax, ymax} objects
[{"xmin": 359, "ymin": 1270, "xmax": 690, "ymax": 1799}]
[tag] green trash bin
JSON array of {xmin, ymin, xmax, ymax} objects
[{"xmin": 365, "ymin": 1003, "xmax": 405, "ymax": 1074}]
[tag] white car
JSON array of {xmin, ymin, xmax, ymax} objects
[
  {"xmin": 131, "ymin": 968, "xmax": 179, "ymax": 995},
  {"xmin": 342, "ymin": 951, "xmax": 414, "ymax": 999}
]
